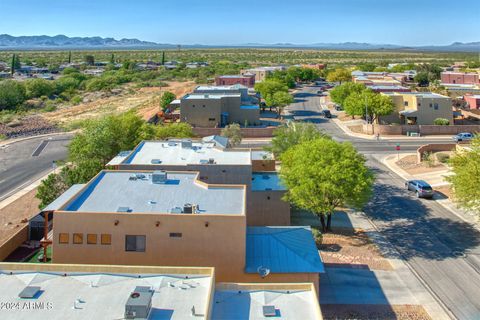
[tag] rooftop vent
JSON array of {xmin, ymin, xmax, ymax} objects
[
  {"xmin": 129, "ymin": 175, "xmax": 137, "ymax": 181},
  {"xmin": 124, "ymin": 286, "xmax": 153, "ymax": 320},
  {"xmin": 262, "ymin": 305, "xmax": 277, "ymax": 317},
  {"xmin": 208, "ymin": 158, "xmax": 215, "ymax": 164},
  {"xmin": 199, "ymin": 159, "xmax": 209, "ymax": 164},
  {"xmin": 167, "ymin": 141, "xmax": 176, "ymax": 147},
  {"xmin": 117, "ymin": 207, "xmax": 131, "ymax": 213},
  {"xmin": 135, "ymin": 173, "xmax": 146, "ymax": 179},
  {"xmin": 181, "ymin": 139, "xmax": 192, "ymax": 149},
  {"xmin": 204, "ymin": 94, "xmax": 209, "ymax": 98},
  {"xmin": 152, "ymin": 170, "xmax": 167, "ymax": 184},
  {"xmin": 151, "ymin": 159, "xmax": 162, "ymax": 164},
  {"xmin": 170, "ymin": 207, "xmax": 183, "ymax": 214},
  {"xmin": 18, "ymin": 286, "xmax": 41, "ymax": 299}
]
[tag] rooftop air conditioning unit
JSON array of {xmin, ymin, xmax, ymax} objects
[
  {"xmin": 263, "ymin": 305, "xmax": 277, "ymax": 317},
  {"xmin": 208, "ymin": 158, "xmax": 215, "ymax": 164},
  {"xmin": 124, "ymin": 286, "xmax": 153, "ymax": 320},
  {"xmin": 151, "ymin": 159, "xmax": 162, "ymax": 164},
  {"xmin": 181, "ymin": 139, "xmax": 192, "ymax": 149},
  {"xmin": 152, "ymin": 171, "xmax": 167, "ymax": 184},
  {"xmin": 183, "ymin": 203, "xmax": 193, "ymax": 214}
]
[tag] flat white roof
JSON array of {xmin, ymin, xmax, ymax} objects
[
  {"xmin": 0, "ymin": 270, "xmax": 212, "ymax": 320},
  {"xmin": 124, "ymin": 141, "xmax": 251, "ymax": 165},
  {"xmin": 212, "ymin": 286, "xmax": 321, "ymax": 320},
  {"xmin": 62, "ymin": 171, "xmax": 245, "ymax": 215}
]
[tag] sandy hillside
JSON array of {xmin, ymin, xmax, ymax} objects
[{"xmin": 44, "ymin": 81, "xmax": 197, "ymax": 125}]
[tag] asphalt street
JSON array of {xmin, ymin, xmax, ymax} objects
[
  {"xmin": 287, "ymin": 85, "xmax": 480, "ymax": 320},
  {"xmin": 0, "ymin": 134, "xmax": 72, "ymax": 201}
]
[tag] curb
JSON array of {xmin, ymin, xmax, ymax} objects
[{"xmin": 0, "ymin": 132, "xmax": 74, "ymax": 148}]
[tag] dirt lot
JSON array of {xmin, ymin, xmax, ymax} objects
[
  {"xmin": 396, "ymin": 154, "xmax": 448, "ymax": 175},
  {"xmin": 321, "ymin": 304, "xmax": 431, "ymax": 320},
  {"xmin": 0, "ymin": 189, "xmax": 40, "ymax": 245},
  {"xmin": 45, "ymin": 81, "xmax": 197, "ymax": 126},
  {"xmin": 319, "ymin": 228, "xmax": 393, "ymax": 270}
]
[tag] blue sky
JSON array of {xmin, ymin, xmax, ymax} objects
[{"xmin": 0, "ymin": 0, "xmax": 479, "ymax": 45}]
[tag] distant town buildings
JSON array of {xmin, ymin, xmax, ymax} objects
[
  {"xmin": 441, "ymin": 71, "xmax": 480, "ymax": 85},
  {"xmin": 215, "ymin": 74, "xmax": 256, "ymax": 87},
  {"xmin": 240, "ymin": 66, "xmax": 287, "ymax": 82},
  {"xmin": 464, "ymin": 94, "xmax": 480, "ymax": 110}
]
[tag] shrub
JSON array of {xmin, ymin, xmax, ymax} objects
[
  {"xmin": 71, "ymin": 95, "xmax": 83, "ymax": 105},
  {"xmin": 436, "ymin": 152, "xmax": 450, "ymax": 164},
  {"xmin": 311, "ymin": 227, "xmax": 323, "ymax": 247},
  {"xmin": 422, "ymin": 151, "xmax": 435, "ymax": 167},
  {"xmin": 0, "ymin": 80, "xmax": 26, "ymax": 110},
  {"xmin": 434, "ymin": 118, "xmax": 450, "ymax": 125}
]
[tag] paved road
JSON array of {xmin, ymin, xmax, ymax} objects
[
  {"xmin": 0, "ymin": 134, "xmax": 72, "ymax": 201},
  {"xmin": 288, "ymin": 85, "xmax": 480, "ymax": 320}
]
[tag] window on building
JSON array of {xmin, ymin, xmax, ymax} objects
[
  {"xmin": 404, "ymin": 101, "xmax": 409, "ymax": 106},
  {"xmin": 125, "ymin": 235, "xmax": 146, "ymax": 252},
  {"xmin": 202, "ymin": 105, "xmax": 206, "ymax": 108},
  {"xmin": 429, "ymin": 103, "xmax": 433, "ymax": 108},
  {"xmin": 417, "ymin": 102, "xmax": 421, "ymax": 107},
  {"xmin": 73, "ymin": 233, "xmax": 83, "ymax": 244},
  {"xmin": 208, "ymin": 118, "xmax": 216, "ymax": 121},
  {"xmin": 192, "ymin": 104, "xmax": 196, "ymax": 108},
  {"xmin": 87, "ymin": 234, "xmax": 97, "ymax": 245},
  {"xmin": 58, "ymin": 233, "xmax": 69, "ymax": 244},
  {"xmin": 434, "ymin": 103, "xmax": 439, "ymax": 110},
  {"xmin": 101, "ymin": 234, "xmax": 112, "ymax": 245},
  {"xmin": 169, "ymin": 233, "xmax": 182, "ymax": 238}
]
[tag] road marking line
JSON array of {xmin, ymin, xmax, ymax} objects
[{"xmin": 31, "ymin": 140, "xmax": 49, "ymax": 157}]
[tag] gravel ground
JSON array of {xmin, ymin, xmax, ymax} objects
[{"xmin": 320, "ymin": 228, "xmax": 393, "ymax": 270}]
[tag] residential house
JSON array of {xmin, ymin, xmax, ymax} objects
[
  {"xmin": 441, "ymin": 71, "xmax": 480, "ymax": 85},
  {"xmin": 215, "ymin": 74, "xmax": 256, "ymax": 88},
  {"xmin": 44, "ymin": 170, "xmax": 323, "ymax": 289},
  {"xmin": 381, "ymin": 92, "xmax": 453, "ymax": 125},
  {"xmin": 106, "ymin": 139, "xmax": 288, "ymax": 226},
  {"xmin": 180, "ymin": 85, "xmax": 260, "ymax": 127},
  {"xmin": 240, "ymin": 66, "xmax": 287, "ymax": 82},
  {"xmin": 0, "ymin": 263, "xmax": 322, "ymax": 320},
  {"xmin": 465, "ymin": 94, "xmax": 480, "ymax": 110}
]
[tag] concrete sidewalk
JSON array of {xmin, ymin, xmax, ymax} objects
[
  {"xmin": 320, "ymin": 210, "xmax": 451, "ymax": 319},
  {"xmin": 332, "ymin": 118, "xmax": 454, "ymax": 141}
]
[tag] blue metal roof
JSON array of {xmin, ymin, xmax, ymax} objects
[{"xmin": 246, "ymin": 226, "xmax": 325, "ymax": 274}]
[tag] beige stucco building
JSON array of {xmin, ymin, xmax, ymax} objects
[
  {"xmin": 106, "ymin": 139, "xmax": 289, "ymax": 226},
  {"xmin": 44, "ymin": 169, "xmax": 323, "ymax": 293},
  {"xmin": 381, "ymin": 92, "xmax": 453, "ymax": 125}
]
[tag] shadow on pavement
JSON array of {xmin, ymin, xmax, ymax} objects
[{"xmin": 364, "ymin": 174, "xmax": 480, "ymax": 261}]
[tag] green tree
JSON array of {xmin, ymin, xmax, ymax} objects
[
  {"xmin": 68, "ymin": 51, "xmax": 72, "ymax": 64},
  {"xmin": 154, "ymin": 122, "xmax": 194, "ymax": 140},
  {"xmin": 415, "ymin": 72, "xmax": 430, "ymax": 87},
  {"xmin": 266, "ymin": 121, "xmax": 327, "ymax": 158},
  {"xmin": 357, "ymin": 63, "xmax": 377, "ymax": 72},
  {"xmin": 280, "ymin": 138, "xmax": 374, "ymax": 231},
  {"xmin": 85, "ymin": 55, "xmax": 95, "ymax": 66},
  {"xmin": 0, "ymin": 80, "xmax": 26, "ymax": 110},
  {"xmin": 159, "ymin": 91, "xmax": 176, "ymax": 111},
  {"xmin": 270, "ymin": 91, "xmax": 294, "ymax": 116},
  {"xmin": 161, "ymin": 51, "xmax": 165, "ymax": 65},
  {"xmin": 326, "ymin": 68, "xmax": 351, "ymax": 84},
  {"xmin": 447, "ymin": 136, "xmax": 480, "ymax": 214},
  {"xmin": 25, "ymin": 78, "xmax": 55, "ymax": 98},
  {"xmin": 110, "ymin": 53, "xmax": 115, "ymax": 64},
  {"xmin": 221, "ymin": 123, "xmax": 242, "ymax": 147},
  {"xmin": 35, "ymin": 170, "xmax": 70, "ymax": 209},
  {"xmin": 343, "ymin": 90, "xmax": 394, "ymax": 124},
  {"xmin": 254, "ymin": 79, "xmax": 289, "ymax": 110},
  {"xmin": 329, "ymin": 82, "xmax": 366, "ymax": 106}
]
